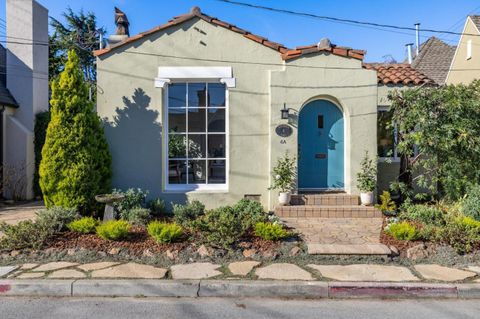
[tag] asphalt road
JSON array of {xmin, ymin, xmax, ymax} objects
[{"xmin": 0, "ymin": 297, "xmax": 478, "ymax": 319}]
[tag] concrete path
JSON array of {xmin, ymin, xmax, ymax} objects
[
  {"xmin": 0, "ymin": 201, "xmax": 43, "ymax": 225},
  {"xmin": 0, "ymin": 297, "xmax": 479, "ymax": 318}
]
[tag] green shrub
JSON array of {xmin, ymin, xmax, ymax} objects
[
  {"xmin": 113, "ymin": 188, "xmax": 149, "ymax": 216},
  {"xmin": 375, "ymin": 191, "xmax": 396, "ymax": 213},
  {"xmin": 399, "ymin": 204, "xmax": 445, "ymax": 226},
  {"xmin": 441, "ymin": 216, "xmax": 480, "ymax": 254},
  {"xmin": 462, "ymin": 184, "xmax": 480, "ymax": 221},
  {"xmin": 254, "ymin": 222, "xmax": 290, "ymax": 241},
  {"xmin": 147, "ymin": 221, "xmax": 183, "ymax": 243},
  {"xmin": 233, "ymin": 199, "xmax": 268, "ymax": 230},
  {"xmin": 39, "ymin": 50, "xmax": 111, "ymax": 214},
  {"xmin": 36, "ymin": 206, "xmax": 80, "ymax": 233},
  {"xmin": 196, "ymin": 206, "xmax": 246, "ymax": 248},
  {"xmin": 122, "ymin": 207, "xmax": 151, "ymax": 226},
  {"xmin": 0, "ymin": 220, "xmax": 51, "ymax": 250},
  {"xmin": 67, "ymin": 217, "xmax": 98, "ymax": 234},
  {"xmin": 385, "ymin": 221, "xmax": 419, "ymax": 241},
  {"xmin": 147, "ymin": 198, "xmax": 167, "ymax": 217},
  {"xmin": 96, "ymin": 220, "xmax": 130, "ymax": 241},
  {"xmin": 33, "ymin": 110, "xmax": 50, "ymax": 196},
  {"xmin": 173, "ymin": 200, "xmax": 205, "ymax": 228},
  {"xmin": 356, "ymin": 151, "xmax": 377, "ymax": 192}
]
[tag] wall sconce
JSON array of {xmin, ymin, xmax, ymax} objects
[{"xmin": 281, "ymin": 103, "xmax": 289, "ymax": 120}]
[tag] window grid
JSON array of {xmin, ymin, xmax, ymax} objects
[{"xmin": 168, "ymin": 82, "xmax": 226, "ymax": 185}]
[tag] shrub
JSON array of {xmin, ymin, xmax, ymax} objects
[
  {"xmin": 36, "ymin": 206, "xmax": 80, "ymax": 233},
  {"xmin": 0, "ymin": 220, "xmax": 51, "ymax": 250},
  {"xmin": 96, "ymin": 220, "xmax": 130, "ymax": 241},
  {"xmin": 173, "ymin": 200, "xmax": 205, "ymax": 228},
  {"xmin": 67, "ymin": 217, "xmax": 98, "ymax": 234},
  {"xmin": 147, "ymin": 198, "xmax": 167, "ymax": 217},
  {"xmin": 356, "ymin": 151, "xmax": 377, "ymax": 192},
  {"xmin": 196, "ymin": 206, "xmax": 246, "ymax": 248},
  {"xmin": 233, "ymin": 199, "xmax": 268, "ymax": 230},
  {"xmin": 147, "ymin": 221, "xmax": 183, "ymax": 243},
  {"xmin": 462, "ymin": 184, "xmax": 480, "ymax": 221},
  {"xmin": 254, "ymin": 222, "xmax": 290, "ymax": 241},
  {"xmin": 399, "ymin": 204, "xmax": 445, "ymax": 226},
  {"xmin": 122, "ymin": 207, "xmax": 151, "ymax": 226},
  {"xmin": 385, "ymin": 221, "xmax": 419, "ymax": 241},
  {"xmin": 39, "ymin": 50, "xmax": 111, "ymax": 214},
  {"xmin": 440, "ymin": 216, "xmax": 480, "ymax": 254},
  {"xmin": 269, "ymin": 152, "xmax": 296, "ymax": 193},
  {"xmin": 375, "ymin": 191, "xmax": 396, "ymax": 213},
  {"xmin": 113, "ymin": 188, "xmax": 149, "ymax": 216}
]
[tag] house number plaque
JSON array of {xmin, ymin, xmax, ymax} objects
[{"xmin": 275, "ymin": 124, "xmax": 292, "ymax": 138}]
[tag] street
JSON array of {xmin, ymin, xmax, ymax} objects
[{"xmin": 0, "ymin": 297, "xmax": 478, "ymax": 319}]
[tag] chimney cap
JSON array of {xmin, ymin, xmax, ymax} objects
[
  {"xmin": 191, "ymin": 6, "xmax": 201, "ymax": 14},
  {"xmin": 317, "ymin": 38, "xmax": 332, "ymax": 50}
]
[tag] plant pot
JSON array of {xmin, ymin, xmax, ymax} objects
[
  {"xmin": 278, "ymin": 192, "xmax": 291, "ymax": 206},
  {"xmin": 360, "ymin": 192, "xmax": 374, "ymax": 206}
]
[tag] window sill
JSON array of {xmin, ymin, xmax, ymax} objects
[{"xmin": 164, "ymin": 184, "xmax": 229, "ymax": 193}]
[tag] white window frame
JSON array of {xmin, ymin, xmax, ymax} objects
[
  {"xmin": 467, "ymin": 40, "xmax": 472, "ymax": 60},
  {"xmin": 377, "ymin": 106, "xmax": 400, "ymax": 162},
  {"xmin": 162, "ymin": 79, "xmax": 231, "ymax": 193}
]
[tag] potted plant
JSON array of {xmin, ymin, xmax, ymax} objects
[
  {"xmin": 269, "ymin": 153, "xmax": 296, "ymax": 206},
  {"xmin": 356, "ymin": 151, "xmax": 377, "ymax": 206}
]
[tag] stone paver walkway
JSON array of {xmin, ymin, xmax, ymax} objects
[
  {"xmin": 1, "ymin": 261, "xmax": 479, "ymax": 283},
  {"xmin": 0, "ymin": 201, "xmax": 43, "ymax": 225}
]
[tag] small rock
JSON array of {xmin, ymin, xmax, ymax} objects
[
  {"xmin": 289, "ymin": 246, "xmax": 301, "ymax": 256},
  {"xmin": 67, "ymin": 248, "xmax": 77, "ymax": 256},
  {"xmin": 98, "ymin": 251, "xmax": 107, "ymax": 257},
  {"xmin": 262, "ymin": 250, "xmax": 279, "ymax": 259},
  {"xmin": 108, "ymin": 247, "xmax": 121, "ymax": 255},
  {"xmin": 238, "ymin": 241, "xmax": 252, "ymax": 249},
  {"xmin": 243, "ymin": 249, "xmax": 257, "ymax": 258},
  {"xmin": 143, "ymin": 249, "xmax": 155, "ymax": 257},
  {"xmin": 407, "ymin": 243, "xmax": 428, "ymax": 261},
  {"xmin": 44, "ymin": 248, "xmax": 55, "ymax": 255},
  {"xmin": 166, "ymin": 249, "xmax": 178, "ymax": 260},
  {"xmin": 196, "ymin": 245, "xmax": 212, "ymax": 258},
  {"xmin": 10, "ymin": 250, "xmax": 20, "ymax": 257},
  {"xmin": 389, "ymin": 245, "xmax": 399, "ymax": 256}
]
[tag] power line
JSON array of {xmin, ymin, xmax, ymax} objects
[{"xmin": 213, "ymin": 0, "xmax": 480, "ymax": 37}]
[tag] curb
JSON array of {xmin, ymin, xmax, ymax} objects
[{"xmin": 1, "ymin": 279, "xmax": 480, "ymax": 299}]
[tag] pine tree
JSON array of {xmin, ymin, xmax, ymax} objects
[{"xmin": 39, "ymin": 50, "xmax": 111, "ymax": 213}]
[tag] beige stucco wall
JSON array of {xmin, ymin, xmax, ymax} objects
[
  {"xmin": 97, "ymin": 17, "xmax": 379, "ymax": 210},
  {"xmin": 446, "ymin": 18, "xmax": 480, "ymax": 84}
]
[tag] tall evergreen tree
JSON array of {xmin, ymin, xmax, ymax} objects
[{"xmin": 40, "ymin": 50, "xmax": 111, "ymax": 213}]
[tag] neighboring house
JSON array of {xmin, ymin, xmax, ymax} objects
[
  {"xmin": 411, "ymin": 36, "xmax": 456, "ymax": 85},
  {"xmin": 446, "ymin": 15, "xmax": 480, "ymax": 84},
  {"xmin": 94, "ymin": 7, "xmax": 432, "ymax": 209},
  {"xmin": 1, "ymin": 0, "xmax": 48, "ymax": 200}
]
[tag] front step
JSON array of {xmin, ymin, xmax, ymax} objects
[
  {"xmin": 307, "ymin": 244, "xmax": 391, "ymax": 255},
  {"xmin": 291, "ymin": 194, "xmax": 359, "ymax": 206},
  {"xmin": 275, "ymin": 205, "xmax": 382, "ymax": 218}
]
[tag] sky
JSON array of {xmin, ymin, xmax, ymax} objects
[{"xmin": 1, "ymin": 0, "xmax": 480, "ymax": 62}]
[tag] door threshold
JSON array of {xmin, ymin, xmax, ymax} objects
[{"xmin": 298, "ymin": 188, "xmax": 345, "ymax": 194}]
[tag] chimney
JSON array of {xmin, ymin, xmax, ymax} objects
[
  {"xmin": 415, "ymin": 23, "xmax": 420, "ymax": 55},
  {"xmin": 6, "ymin": 0, "xmax": 49, "ymax": 131},
  {"xmin": 406, "ymin": 43, "xmax": 414, "ymax": 64},
  {"xmin": 108, "ymin": 7, "xmax": 130, "ymax": 47}
]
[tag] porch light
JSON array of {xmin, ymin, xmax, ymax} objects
[{"xmin": 281, "ymin": 103, "xmax": 289, "ymax": 120}]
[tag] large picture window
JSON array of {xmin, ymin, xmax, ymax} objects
[{"xmin": 167, "ymin": 82, "xmax": 227, "ymax": 188}]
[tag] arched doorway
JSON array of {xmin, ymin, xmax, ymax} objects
[{"xmin": 298, "ymin": 99, "xmax": 344, "ymax": 190}]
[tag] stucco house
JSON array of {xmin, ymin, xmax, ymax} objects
[
  {"xmin": 1, "ymin": 0, "xmax": 48, "ymax": 200},
  {"xmin": 94, "ymin": 7, "xmax": 432, "ymax": 210},
  {"xmin": 446, "ymin": 15, "xmax": 480, "ymax": 84}
]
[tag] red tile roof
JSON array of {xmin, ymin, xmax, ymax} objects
[
  {"xmin": 363, "ymin": 63, "xmax": 434, "ymax": 85},
  {"xmin": 94, "ymin": 7, "xmax": 365, "ymax": 61}
]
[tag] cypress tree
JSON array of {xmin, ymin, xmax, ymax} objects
[{"xmin": 39, "ymin": 50, "xmax": 111, "ymax": 213}]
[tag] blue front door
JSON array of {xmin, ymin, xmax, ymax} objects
[{"xmin": 298, "ymin": 100, "xmax": 344, "ymax": 189}]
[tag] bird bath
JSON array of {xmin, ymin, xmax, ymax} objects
[{"xmin": 95, "ymin": 194, "xmax": 125, "ymax": 221}]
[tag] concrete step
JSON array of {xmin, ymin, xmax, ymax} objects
[
  {"xmin": 291, "ymin": 194, "xmax": 360, "ymax": 206},
  {"xmin": 274, "ymin": 205, "xmax": 382, "ymax": 218},
  {"xmin": 307, "ymin": 243, "xmax": 391, "ymax": 255}
]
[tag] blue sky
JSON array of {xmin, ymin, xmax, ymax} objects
[{"xmin": 2, "ymin": 0, "xmax": 480, "ymax": 62}]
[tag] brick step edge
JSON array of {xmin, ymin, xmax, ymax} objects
[
  {"xmin": 275, "ymin": 206, "xmax": 382, "ymax": 218},
  {"xmin": 1, "ymin": 279, "xmax": 480, "ymax": 299}
]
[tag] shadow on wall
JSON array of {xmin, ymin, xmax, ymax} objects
[{"xmin": 102, "ymin": 88, "xmax": 186, "ymax": 204}]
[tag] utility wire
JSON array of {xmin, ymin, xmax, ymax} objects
[{"xmin": 213, "ymin": 0, "xmax": 480, "ymax": 37}]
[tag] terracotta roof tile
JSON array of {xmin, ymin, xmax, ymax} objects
[
  {"xmin": 94, "ymin": 7, "xmax": 364, "ymax": 61},
  {"xmin": 363, "ymin": 63, "xmax": 435, "ymax": 85}
]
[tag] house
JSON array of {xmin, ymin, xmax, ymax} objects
[
  {"xmin": 446, "ymin": 15, "xmax": 480, "ymax": 84},
  {"xmin": 411, "ymin": 37, "xmax": 456, "ymax": 85},
  {"xmin": 1, "ymin": 0, "xmax": 49, "ymax": 200},
  {"xmin": 94, "ymin": 7, "xmax": 432, "ymax": 210}
]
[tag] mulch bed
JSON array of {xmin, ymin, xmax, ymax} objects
[
  {"xmin": 45, "ymin": 227, "xmax": 282, "ymax": 256},
  {"xmin": 379, "ymin": 217, "xmax": 423, "ymax": 254}
]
